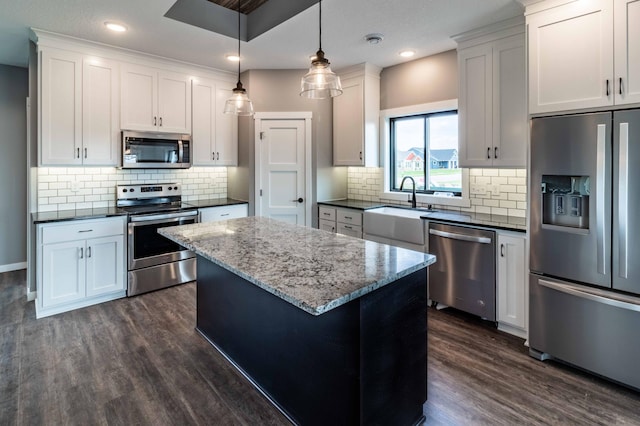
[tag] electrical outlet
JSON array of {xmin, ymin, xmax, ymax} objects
[
  {"xmin": 470, "ymin": 184, "xmax": 486, "ymax": 195},
  {"xmin": 70, "ymin": 180, "xmax": 79, "ymax": 192},
  {"xmin": 489, "ymin": 184, "xmax": 500, "ymax": 195}
]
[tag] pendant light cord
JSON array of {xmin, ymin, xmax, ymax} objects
[
  {"xmin": 237, "ymin": 0, "xmax": 241, "ymax": 84},
  {"xmin": 319, "ymin": 0, "xmax": 322, "ymax": 51}
]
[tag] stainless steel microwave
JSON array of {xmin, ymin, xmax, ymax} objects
[{"xmin": 121, "ymin": 131, "xmax": 191, "ymax": 169}]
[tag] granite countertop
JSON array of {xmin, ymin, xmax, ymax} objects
[
  {"xmin": 159, "ymin": 216, "xmax": 435, "ymax": 316},
  {"xmin": 185, "ymin": 198, "xmax": 248, "ymax": 208},
  {"xmin": 318, "ymin": 199, "xmax": 526, "ymax": 232},
  {"xmin": 32, "ymin": 207, "xmax": 127, "ymax": 224}
]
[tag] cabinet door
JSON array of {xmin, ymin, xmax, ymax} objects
[
  {"xmin": 492, "ymin": 34, "xmax": 527, "ymax": 168},
  {"xmin": 158, "ymin": 71, "xmax": 191, "ymax": 134},
  {"xmin": 528, "ymin": 0, "xmax": 614, "ymax": 113},
  {"xmin": 614, "ymin": 0, "xmax": 640, "ymax": 105},
  {"xmin": 215, "ymin": 86, "xmax": 238, "ymax": 166},
  {"xmin": 41, "ymin": 241, "xmax": 85, "ymax": 307},
  {"xmin": 458, "ymin": 43, "xmax": 493, "ymax": 167},
  {"xmin": 192, "ymin": 78, "xmax": 216, "ymax": 165},
  {"xmin": 121, "ymin": 64, "xmax": 157, "ymax": 131},
  {"xmin": 82, "ymin": 57, "xmax": 119, "ymax": 165},
  {"xmin": 40, "ymin": 48, "xmax": 82, "ymax": 165},
  {"xmin": 86, "ymin": 235, "xmax": 125, "ymax": 297},
  {"xmin": 319, "ymin": 219, "xmax": 336, "ymax": 233},
  {"xmin": 333, "ymin": 78, "xmax": 364, "ymax": 166},
  {"xmin": 497, "ymin": 233, "xmax": 526, "ymax": 330}
]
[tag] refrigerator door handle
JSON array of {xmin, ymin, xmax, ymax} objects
[
  {"xmin": 619, "ymin": 122, "xmax": 629, "ymax": 279},
  {"xmin": 596, "ymin": 123, "xmax": 607, "ymax": 275},
  {"xmin": 539, "ymin": 279, "xmax": 640, "ymax": 313}
]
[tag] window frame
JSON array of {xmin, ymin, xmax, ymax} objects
[
  {"xmin": 389, "ymin": 110, "xmax": 461, "ymax": 196},
  {"xmin": 379, "ymin": 99, "xmax": 470, "ymax": 208}
]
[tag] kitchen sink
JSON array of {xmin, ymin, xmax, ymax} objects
[{"xmin": 363, "ymin": 207, "xmax": 427, "ymax": 245}]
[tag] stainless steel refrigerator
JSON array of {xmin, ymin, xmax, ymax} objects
[{"xmin": 529, "ymin": 109, "xmax": 640, "ymax": 390}]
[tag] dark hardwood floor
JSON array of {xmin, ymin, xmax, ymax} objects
[{"xmin": 1, "ymin": 269, "xmax": 640, "ymax": 425}]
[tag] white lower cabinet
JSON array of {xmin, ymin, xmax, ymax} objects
[
  {"xmin": 497, "ymin": 231, "xmax": 527, "ymax": 337},
  {"xmin": 317, "ymin": 206, "xmax": 363, "ymax": 238},
  {"xmin": 37, "ymin": 216, "xmax": 126, "ymax": 318},
  {"xmin": 199, "ymin": 204, "xmax": 248, "ymax": 223}
]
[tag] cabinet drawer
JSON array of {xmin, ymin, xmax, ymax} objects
[
  {"xmin": 319, "ymin": 206, "xmax": 336, "ymax": 221},
  {"xmin": 41, "ymin": 217, "xmax": 125, "ymax": 244},
  {"xmin": 319, "ymin": 219, "xmax": 336, "ymax": 233},
  {"xmin": 337, "ymin": 223, "xmax": 362, "ymax": 238},
  {"xmin": 200, "ymin": 204, "xmax": 248, "ymax": 222},
  {"xmin": 337, "ymin": 209, "xmax": 362, "ymax": 226}
]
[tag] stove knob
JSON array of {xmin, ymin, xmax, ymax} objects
[
  {"xmin": 130, "ymin": 188, "xmax": 135, "ymax": 193},
  {"xmin": 167, "ymin": 186, "xmax": 173, "ymax": 191},
  {"xmin": 122, "ymin": 189, "xmax": 128, "ymax": 193}
]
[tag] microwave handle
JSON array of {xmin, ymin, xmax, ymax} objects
[{"xmin": 178, "ymin": 140, "xmax": 184, "ymax": 163}]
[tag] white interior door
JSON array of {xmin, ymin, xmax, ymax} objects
[{"xmin": 256, "ymin": 114, "xmax": 311, "ymax": 225}]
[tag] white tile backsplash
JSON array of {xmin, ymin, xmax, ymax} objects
[
  {"xmin": 36, "ymin": 167, "xmax": 228, "ymax": 212},
  {"xmin": 347, "ymin": 167, "xmax": 528, "ymax": 218}
]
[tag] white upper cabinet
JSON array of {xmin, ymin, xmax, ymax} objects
[
  {"xmin": 455, "ymin": 18, "xmax": 527, "ymax": 168},
  {"xmin": 192, "ymin": 77, "xmax": 238, "ymax": 166},
  {"xmin": 121, "ymin": 64, "xmax": 191, "ymax": 134},
  {"xmin": 40, "ymin": 47, "xmax": 82, "ymax": 165},
  {"xmin": 82, "ymin": 57, "xmax": 120, "ymax": 165},
  {"xmin": 40, "ymin": 47, "xmax": 119, "ymax": 166},
  {"xmin": 614, "ymin": 0, "xmax": 640, "ymax": 105},
  {"xmin": 333, "ymin": 63, "xmax": 381, "ymax": 167},
  {"xmin": 526, "ymin": 0, "xmax": 640, "ymax": 113}
]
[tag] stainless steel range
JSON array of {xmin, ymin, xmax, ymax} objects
[{"xmin": 117, "ymin": 183, "xmax": 198, "ymax": 296}]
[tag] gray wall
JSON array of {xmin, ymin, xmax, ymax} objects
[
  {"xmin": 380, "ymin": 49, "xmax": 458, "ymax": 110},
  {"xmin": 227, "ymin": 69, "xmax": 347, "ymax": 226},
  {"xmin": 0, "ymin": 65, "xmax": 28, "ymax": 267}
]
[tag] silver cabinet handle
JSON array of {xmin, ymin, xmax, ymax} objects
[
  {"xmin": 344, "ymin": 216, "xmax": 352, "ymax": 220},
  {"xmin": 494, "ymin": 147, "xmax": 498, "ymax": 159},
  {"xmin": 500, "ymin": 243, "xmax": 505, "ymax": 257},
  {"xmin": 618, "ymin": 122, "xmax": 629, "ymax": 279},
  {"xmin": 606, "ymin": 79, "xmax": 610, "ymax": 97},
  {"xmin": 159, "ymin": 117, "xmax": 163, "ymax": 126},
  {"xmin": 87, "ymin": 246, "xmax": 92, "ymax": 258},
  {"xmin": 596, "ymin": 123, "xmax": 607, "ymax": 275},
  {"xmin": 212, "ymin": 152, "xmax": 215, "ymax": 160},
  {"xmin": 487, "ymin": 147, "xmax": 490, "ymax": 159},
  {"xmin": 359, "ymin": 151, "xmax": 363, "ymax": 161},
  {"xmin": 539, "ymin": 279, "xmax": 640, "ymax": 313},
  {"xmin": 221, "ymin": 213, "xmax": 229, "ymax": 217},
  {"xmin": 84, "ymin": 147, "xmax": 87, "ymax": 159},
  {"xmin": 153, "ymin": 116, "xmax": 157, "ymax": 126},
  {"xmin": 78, "ymin": 229, "xmax": 93, "ymax": 233},
  {"xmin": 429, "ymin": 229, "xmax": 492, "ymax": 244},
  {"xmin": 79, "ymin": 247, "xmax": 84, "ymax": 259},
  {"xmin": 217, "ymin": 152, "xmax": 220, "ymax": 161},
  {"xmin": 76, "ymin": 147, "xmax": 80, "ymax": 159}
]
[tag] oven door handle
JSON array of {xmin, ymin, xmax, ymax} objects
[{"xmin": 129, "ymin": 210, "xmax": 198, "ymax": 223}]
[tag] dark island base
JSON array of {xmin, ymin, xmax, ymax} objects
[{"xmin": 196, "ymin": 255, "xmax": 428, "ymax": 425}]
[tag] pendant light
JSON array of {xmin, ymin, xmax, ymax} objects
[
  {"xmin": 224, "ymin": 0, "xmax": 254, "ymax": 116},
  {"xmin": 300, "ymin": 0, "xmax": 342, "ymax": 99}
]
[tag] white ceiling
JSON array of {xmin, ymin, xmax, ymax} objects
[{"xmin": 0, "ymin": 0, "xmax": 524, "ymax": 73}]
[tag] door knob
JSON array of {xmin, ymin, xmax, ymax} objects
[{"xmin": 292, "ymin": 198, "xmax": 304, "ymax": 203}]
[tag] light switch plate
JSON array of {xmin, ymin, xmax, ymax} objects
[
  {"xmin": 69, "ymin": 180, "xmax": 79, "ymax": 192},
  {"xmin": 470, "ymin": 184, "xmax": 486, "ymax": 195}
]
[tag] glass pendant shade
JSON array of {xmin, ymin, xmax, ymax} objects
[
  {"xmin": 224, "ymin": 0, "xmax": 254, "ymax": 116},
  {"xmin": 224, "ymin": 82, "xmax": 254, "ymax": 116},
  {"xmin": 300, "ymin": 50, "xmax": 343, "ymax": 99},
  {"xmin": 300, "ymin": 0, "xmax": 342, "ymax": 99}
]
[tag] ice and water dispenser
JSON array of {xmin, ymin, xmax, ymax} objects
[{"xmin": 541, "ymin": 175, "xmax": 590, "ymax": 229}]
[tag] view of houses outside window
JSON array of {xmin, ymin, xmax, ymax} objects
[{"xmin": 390, "ymin": 111, "xmax": 461, "ymax": 195}]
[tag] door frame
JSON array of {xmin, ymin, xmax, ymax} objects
[{"xmin": 254, "ymin": 112, "xmax": 313, "ymax": 227}]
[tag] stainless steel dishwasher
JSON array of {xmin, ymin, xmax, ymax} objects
[{"xmin": 428, "ymin": 222, "xmax": 496, "ymax": 321}]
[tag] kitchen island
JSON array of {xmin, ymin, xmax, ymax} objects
[{"xmin": 160, "ymin": 217, "xmax": 435, "ymax": 425}]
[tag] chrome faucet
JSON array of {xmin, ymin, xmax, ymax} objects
[{"xmin": 399, "ymin": 176, "xmax": 417, "ymax": 209}]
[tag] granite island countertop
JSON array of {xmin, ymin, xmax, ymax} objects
[{"xmin": 159, "ymin": 216, "xmax": 435, "ymax": 316}]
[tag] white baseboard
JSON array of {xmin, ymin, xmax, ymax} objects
[{"xmin": 0, "ymin": 261, "xmax": 27, "ymax": 273}]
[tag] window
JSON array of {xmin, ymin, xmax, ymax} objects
[{"xmin": 390, "ymin": 111, "xmax": 461, "ymax": 196}]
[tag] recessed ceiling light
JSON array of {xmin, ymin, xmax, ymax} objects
[
  {"xmin": 104, "ymin": 22, "xmax": 127, "ymax": 32},
  {"xmin": 225, "ymin": 54, "xmax": 241, "ymax": 62},
  {"xmin": 399, "ymin": 49, "xmax": 416, "ymax": 58}
]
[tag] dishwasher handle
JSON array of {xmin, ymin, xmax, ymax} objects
[{"xmin": 429, "ymin": 229, "xmax": 492, "ymax": 244}]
